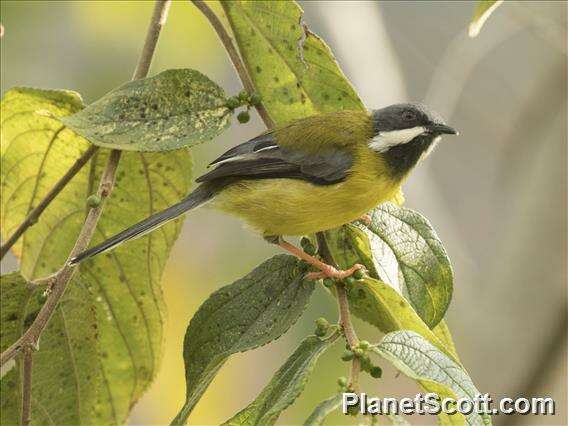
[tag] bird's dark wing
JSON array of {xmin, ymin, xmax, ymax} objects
[{"xmin": 197, "ymin": 133, "xmax": 353, "ymax": 185}]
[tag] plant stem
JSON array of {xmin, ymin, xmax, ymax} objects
[
  {"xmin": 20, "ymin": 346, "xmax": 33, "ymax": 426},
  {"xmin": 0, "ymin": 0, "xmax": 171, "ymax": 371},
  {"xmin": 191, "ymin": 0, "xmax": 275, "ymax": 129},
  {"xmin": 133, "ymin": 0, "xmax": 172, "ymax": 80},
  {"xmin": 0, "ymin": 145, "xmax": 98, "ymax": 261},
  {"xmin": 316, "ymin": 233, "xmax": 361, "ymax": 391}
]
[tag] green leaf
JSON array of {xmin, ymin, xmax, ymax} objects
[
  {"xmin": 173, "ymin": 255, "xmax": 315, "ymax": 424},
  {"xmin": 303, "ymin": 394, "xmax": 342, "ymax": 426},
  {"xmin": 372, "ymin": 331, "xmax": 491, "ymax": 426},
  {"xmin": 61, "ymin": 68, "xmax": 231, "ymax": 151},
  {"xmin": 433, "ymin": 320, "xmax": 460, "ymax": 363},
  {"xmin": 0, "ymin": 272, "xmax": 99, "ymax": 426},
  {"xmin": 222, "ymin": 0, "xmax": 365, "ymax": 125},
  {"xmin": 1, "ymin": 87, "xmax": 90, "ymax": 259},
  {"xmin": 224, "ymin": 335, "xmax": 337, "ymax": 426},
  {"xmin": 1, "ymin": 87, "xmax": 193, "ymax": 423},
  {"xmin": 327, "ymin": 203, "xmax": 453, "ymax": 329},
  {"xmin": 340, "ymin": 277, "xmax": 457, "ymax": 362},
  {"xmin": 469, "ymin": 1, "xmax": 503, "ymax": 37}
]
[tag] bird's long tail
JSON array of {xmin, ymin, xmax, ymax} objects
[{"xmin": 69, "ymin": 184, "xmax": 215, "ymax": 265}]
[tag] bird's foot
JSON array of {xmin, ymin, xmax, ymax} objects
[
  {"xmin": 304, "ymin": 263, "xmax": 365, "ymax": 281},
  {"xmin": 273, "ymin": 237, "xmax": 365, "ymax": 282}
]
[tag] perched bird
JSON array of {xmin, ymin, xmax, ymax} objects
[{"xmin": 70, "ymin": 103, "xmax": 457, "ymax": 278}]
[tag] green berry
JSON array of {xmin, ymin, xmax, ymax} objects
[
  {"xmin": 337, "ymin": 376, "xmax": 348, "ymax": 387},
  {"xmin": 315, "ymin": 317, "xmax": 329, "ymax": 330},
  {"xmin": 341, "ymin": 350, "xmax": 354, "ymax": 361},
  {"xmin": 353, "ymin": 269, "xmax": 365, "ymax": 280},
  {"xmin": 344, "ymin": 276, "xmax": 356, "ymax": 287},
  {"xmin": 238, "ymin": 90, "xmax": 249, "ymax": 101},
  {"xmin": 249, "ymin": 93, "xmax": 262, "ymax": 106},
  {"xmin": 370, "ymin": 366, "xmax": 382, "ymax": 378},
  {"xmin": 226, "ymin": 96, "xmax": 240, "ymax": 109},
  {"xmin": 303, "ymin": 243, "xmax": 316, "ymax": 256},
  {"xmin": 353, "ymin": 347, "xmax": 364, "ymax": 358},
  {"xmin": 314, "ymin": 328, "xmax": 326, "ymax": 337},
  {"xmin": 35, "ymin": 291, "xmax": 47, "ymax": 304},
  {"xmin": 86, "ymin": 194, "xmax": 101, "ymax": 208},
  {"xmin": 300, "ymin": 236, "xmax": 311, "ymax": 248},
  {"xmin": 323, "ymin": 278, "xmax": 335, "ymax": 288},
  {"xmin": 358, "ymin": 340, "xmax": 370, "ymax": 350},
  {"xmin": 237, "ymin": 111, "xmax": 250, "ymax": 123},
  {"xmin": 360, "ymin": 358, "xmax": 371, "ymax": 372}
]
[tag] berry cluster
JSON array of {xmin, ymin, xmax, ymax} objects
[{"xmin": 225, "ymin": 90, "xmax": 262, "ymax": 124}]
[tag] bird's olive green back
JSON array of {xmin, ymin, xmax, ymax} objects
[{"xmin": 272, "ymin": 110, "xmax": 374, "ymax": 153}]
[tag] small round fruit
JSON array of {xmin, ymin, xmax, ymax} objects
[
  {"xmin": 315, "ymin": 317, "xmax": 329, "ymax": 330},
  {"xmin": 323, "ymin": 278, "xmax": 335, "ymax": 288},
  {"xmin": 238, "ymin": 90, "xmax": 249, "ymax": 101},
  {"xmin": 358, "ymin": 340, "xmax": 370, "ymax": 350},
  {"xmin": 314, "ymin": 328, "xmax": 326, "ymax": 337},
  {"xmin": 86, "ymin": 194, "xmax": 101, "ymax": 208},
  {"xmin": 237, "ymin": 111, "xmax": 250, "ymax": 123},
  {"xmin": 337, "ymin": 376, "xmax": 348, "ymax": 387},
  {"xmin": 226, "ymin": 96, "xmax": 240, "ymax": 109},
  {"xmin": 250, "ymin": 93, "xmax": 262, "ymax": 106},
  {"xmin": 344, "ymin": 276, "xmax": 356, "ymax": 287},
  {"xmin": 353, "ymin": 269, "xmax": 365, "ymax": 280},
  {"xmin": 341, "ymin": 350, "xmax": 354, "ymax": 361},
  {"xmin": 370, "ymin": 366, "xmax": 382, "ymax": 378},
  {"xmin": 303, "ymin": 243, "xmax": 316, "ymax": 256}
]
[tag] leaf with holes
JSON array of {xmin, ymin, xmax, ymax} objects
[
  {"xmin": 61, "ymin": 68, "xmax": 231, "ymax": 151},
  {"xmin": 172, "ymin": 255, "xmax": 314, "ymax": 424},
  {"xmin": 0, "ymin": 272, "xmax": 99, "ymax": 425},
  {"xmin": 224, "ymin": 335, "xmax": 337, "ymax": 426},
  {"xmin": 1, "ymin": 87, "xmax": 193, "ymax": 423},
  {"xmin": 372, "ymin": 331, "xmax": 491, "ymax": 426},
  {"xmin": 469, "ymin": 1, "xmax": 503, "ymax": 37}
]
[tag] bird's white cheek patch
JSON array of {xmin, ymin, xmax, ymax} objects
[{"xmin": 369, "ymin": 126, "xmax": 425, "ymax": 153}]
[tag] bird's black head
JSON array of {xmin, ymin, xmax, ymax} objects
[{"xmin": 370, "ymin": 103, "xmax": 458, "ymax": 179}]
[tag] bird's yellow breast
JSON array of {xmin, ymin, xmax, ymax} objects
[{"xmin": 212, "ymin": 145, "xmax": 401, "ymax": 237}]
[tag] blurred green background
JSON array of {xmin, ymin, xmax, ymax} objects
[{"xmin": 1, "ymin": 1, "xmax": 566, "ymax": 425}]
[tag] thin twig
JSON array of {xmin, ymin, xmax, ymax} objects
[
  {"xmin": 20, "ymin": 346, "xmax": 33, "ymax": 426},
  {"xmin": 316, "ymin": 233, "xmax": 361, "ymax": 391},
  {"xmin": 0, "ymin": 145, "xmax": 98, "ymax": 261},
  {"xmin": 191, "ymin": 0, "xmax": 275, "ymax": 129},
  {"xmin": 133, "ymin": 0, "xmax": 172, "ymax": 80},
  {"xmin": 1, "ymin": 0, "xmax": 172, "ymax": 372}
]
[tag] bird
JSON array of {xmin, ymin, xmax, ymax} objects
[{"xmin": 70, "ymin": 103, "xmax": 457, "ymax": 279}]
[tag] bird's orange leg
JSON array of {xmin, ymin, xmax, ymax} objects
[{"xmin": 276, "ymin": 238, "xmax": 364, "ymax": 280}]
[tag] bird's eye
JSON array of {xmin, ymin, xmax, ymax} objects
[{"xmin": 402, "ymin": 110, "xmax": 416, "ymax": 121}]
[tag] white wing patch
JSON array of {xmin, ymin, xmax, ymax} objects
[{"xmin": 368, "ymin": 126, "xmax": 425, "ymax": 153}]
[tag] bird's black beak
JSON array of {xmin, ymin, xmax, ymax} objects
[{"xmin": 427, "ymin": 124, "xmax": 459, "ymax": 135}]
